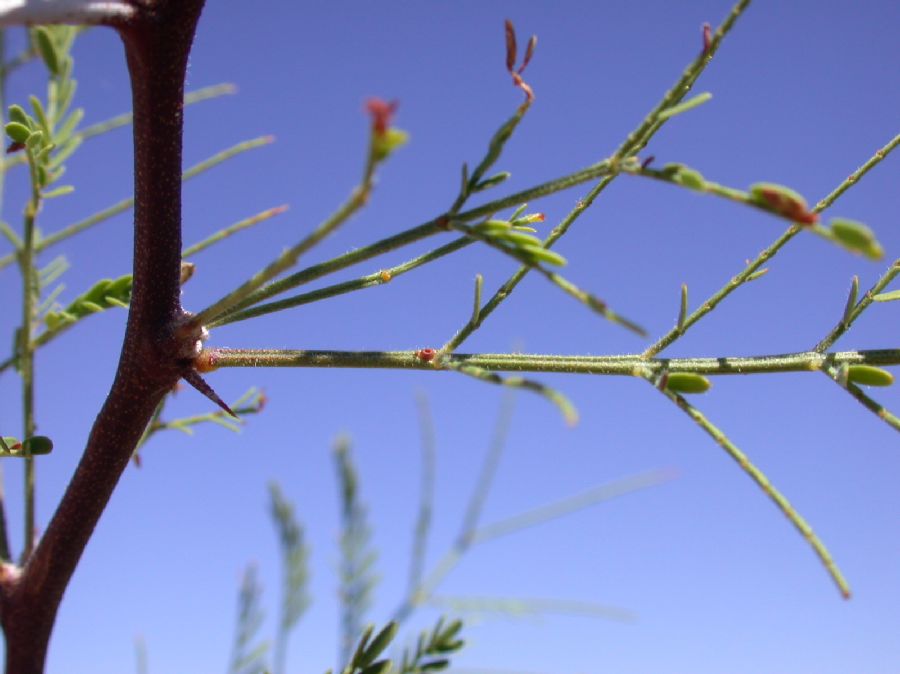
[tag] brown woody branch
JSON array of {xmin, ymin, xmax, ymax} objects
[{"xmin": 0, "ymin": 2, "xmax": 206, "ymax": 672}]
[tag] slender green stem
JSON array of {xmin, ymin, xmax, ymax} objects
[
  {"xmin": 136, "ymin": 388, "xmax": 264, "ymax": 450},
  {"xmin": 472, "ymin": 469, "xmax": 676, "ymax": 545},
  {"xmin": 20, "ymin": 155, "xmax": 42, "ymax": 560},
  {"xmin": 393, "ymin": 393, "xmax": 515, "ymax": 626},
  {"xmin": 457, "ymin": 392, "xmax": 515, "ymax": 547},
  {"xmin": 73, "ymin": 82, "xmax": 236, "ymax": 145},
  {"xmin": 212, "ymin": 219, "xmax": 447, "ymax": 321},
  {"xmin": 0, "ymin": 43, "xmax": 36, "ymax": 79},
  {"xmin": 0, "ymin": 136, "xmax": 273, "ymax": 270},
  {"xmin": 210, "ymin": 159, "xmax": 617, "ymax": 324},
  {"xmin": 629, "ymin": 169, "xmax": 841, "ymax": 243},
  {"xmin": 452, "ymin": 222, "xmax": 646, "ymax": 336},
  {"xmin": 642, "ymin": 225, "xmax": 802, "ymax": 358},
  {"xmin": 822, "ymin": 364, "xmax": 900, "ymax": 432},
  {"xmin": 643, "ymin": 133, "xmax": 900, "ymax": 358},
  {"xmin": 194, "ymin": 137, "xmax": 380, "ymax": 327},
  {"xmin": 441, "ymin": 357, "xmax": 578, "ymax": 426},
  {"xmin": 408, "ymin": 394, "xmax": 436, "ymax": 598},
  {"xmin": 652, "ymin": 381, "xmax": 851, "ymax": 598},
  {"xmin": 1, "ymin": 82, "xmax": 237, "ymax": 172},
  {"xmin": 212, "ymin": 237, "xmax": 471, "ymax": 327},
  {"xmin": 442, "ymin": 0, "xmax": 753, "ymax": 355},
  {"xmin": 814, "ymin": 133, "xmax": 900, "ymax": 212},
  {"xmin": 183, "ymin": 204, "xmax": 288, "ymax": 258},
  {"xmin": 452, "ymin": 160, "xmax": 613, "ymax": 222},
  {"xmin": 814, "ymin": 259, "xmax": 900, "ymax": 353},
  {"xmin": 203, "ymin": 347, "xmax": 900, "ymax": 375},
  {"xmin": 428, "ymin": 595, "xmax": 636, "ymax": 623},
  {"xmin": 0, "ymin": 219, "xmax": 20, "ymax": 249},
  {"xmin": 0, "ymin": 27, "xmax": 10, "ymax": 563}
]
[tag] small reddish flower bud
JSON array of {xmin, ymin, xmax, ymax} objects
[
  {"xmin": 365, "ymin": 97, "xmax": 398, "ymax": 136},
  {"xmin": 702, "ymin": 23, "xmax": 712, "ymax": 54}
]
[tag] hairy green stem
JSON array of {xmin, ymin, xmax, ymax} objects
[
  {"xmin": 183, "ymin": 204, "xmax": 288, "ymax": 258},
  {"xmin": 203, "ymin": 347, "xmax": 900, "ymax": 375},
  {"xmin": 442, "ymin": 0, "xmax": 753, "ymax": 355},
  {"xmin": 194, "ymin": 136, "xmax": 381, "ymax": 327},
  {"xmin": 407, "ymin": 394, "xmax": 436, "ymax": 599},
  {"xmin": 643, "ymin": 132, "xmax": 900, "ymax": 359},
  {"xmin": 0, "ymin": 82, "xmax": 236, "ymax": 172},
  {"xmin": 0, "ymin": 27, "xmax": 11, "ymax": 562},
  {"xmin": 0, "ymin": 135, "xmax": 272, "ymax": 271},
  {"xmin": 822, "ymin": 365, "xmax": 900, "ymax": 432},
  {"xmin": 653, "ymin": 382, "xmax": 851, "ymax": 598},
  {"xmin": 213, "ymin": 237, "xmax": 471, "ymax": 326},
  {"xmin": 19, "ymin": 148, "xmax": 42, "ymax": 560},
  {"xmin": 211, "ymin": 159, "xmax": 616, "ymax": 324},
  {"xmin": 815, "ymin": 259, "xmax": 900, "ymax": 353}
]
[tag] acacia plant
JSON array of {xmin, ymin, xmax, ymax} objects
[{"xmin": 0, "ymin": 1, "xmax": 897, "ymax": 672}]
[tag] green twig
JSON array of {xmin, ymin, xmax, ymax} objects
[
  {"xmin": 1, "ymin": 82, "xmax": 237, "ymax": 172},
  {"xmin": 643, "ymin": 132, "xmax": 900, "ymax": 358},
  {"xmin": 457, "ymin": 392, "xmax": 515, "ymax": 548},
  {"xmin": 0, "ymin": 29, "xmax": 10, "ymax": 561},
  {"xmin": 184, "ymin": 205, "xmax": 288, "ymax": 258},
  {"xmin": 209, "ymin": 159, "xmax": 620, "ymax": 325},
  {"xmin": 0, "ymin": 220, "xmax": 20, "ymax": 248},
  {"xmin": 441, "ymin": 0, "xmax": 753, "ymax": 355},
  {"xmin": 211, "ymin": 237, "xmax": 471, "ymax": 327},
  {"xmin": 0, "ymin": 136, "xmax": 273, "ymax": 270},
  {"xmin": 19, "ymin": 135, "xmax": 43, "ymax": 560},
  {"xmin": 652, "ymin": 380, "xmax": 851, "ymax": 598},
  {"xmin": 452, "ymin": 221, "xmax": 646, "ymax": 337},
  {"xmin": 822, "ymin": 365, "xmax": 900, "ymax": 432},
  {"xmin": 133, "ymin": 388, "xmax": 265, "ymax": 462},
  {"xmin": 815, "ymin": 259, "xmax": 900, "ymax": 353},
  {"xmin": 428, "ymin": 595, "xmax": 635, "ymax": 623},
  {"xmin": 210, "ymin": 219, "xmax": 448, "ymax": 322},
  {"xmin": 200, "ymin": 347, "xmax": 900, "ymax": 376},
  {"xmin": 393, "ymin": 395, "xmax": 516, "ymax": 625},
  {"xmin": 471, "ymin": 469, "xmax": 676, "ymax": 545},
  {"xmin": 194, "ymin": 133, "xmax": 381, "ymax": 327},
  {"xmin": 408, "ymin": 393, "xmax": 437, "ymax": 598},
  {"xmin": 440, "ymin": 358, "xmax": 578, "ymax": 426}
]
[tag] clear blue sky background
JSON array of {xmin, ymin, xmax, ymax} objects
[{"xmin": 0, "ymin": 2, "xmax": 899, "ymax": 673}]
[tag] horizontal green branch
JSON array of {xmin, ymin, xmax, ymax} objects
[{"xmin": 202, "ymin": 347, "xmax": 900, "ymax": 375}]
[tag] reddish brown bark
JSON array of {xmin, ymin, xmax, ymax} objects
[{"xmin": 0, "ymin": 3, "xmax": 206, "ymax": 671}]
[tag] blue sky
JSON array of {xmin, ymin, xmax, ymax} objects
[{"xmin": 1, "ymin": 2, "xmax": 899, "ymax": 673}]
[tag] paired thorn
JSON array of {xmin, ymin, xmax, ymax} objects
[{"xmin": 182, "ymin": 368, "xmax": 237, "ymax": 418}]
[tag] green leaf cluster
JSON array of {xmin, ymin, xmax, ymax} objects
[
  {"xmin": 43, "ymin": 274, "xmax": 132, "ymax": 332},
  {"xmin": 472, "ymin": 205, "xmax": 566, "ymax": 267},
  {"xmin": 396, "ymin": 618, "xmax": 464, "ymax": 674},
  {"xmin": 5, "ymin": 26, "xmax": 82, "ymax": 199}
]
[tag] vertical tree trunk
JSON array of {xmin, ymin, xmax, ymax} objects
[{"xmin": 0, "ymin": 3, "xmax": 206, "ymax": 671}]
